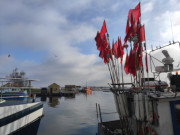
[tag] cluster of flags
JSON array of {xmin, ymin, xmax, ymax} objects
[
  {"xmin": 95, "ymin": 20, "xmax": 124, "ymax": 65},
  {"xmin": 123, "ymin": 2, "xmax": 148, "ymax": 77},
  {"xmin": 94, "ymin": 2, "xmax": 148, "ymax": 79}
]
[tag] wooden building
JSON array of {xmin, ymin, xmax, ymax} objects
[
  {"xmin": 65, "ymin": 85, "xmax": 76, "ymax": 91},
  {"xmin": 48, "ymin": 83, "xmax": 60, "ymax": 95}
]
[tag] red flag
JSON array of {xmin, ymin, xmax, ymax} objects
[
  {"xmin": 99, "ymin": 49, "xmax": 104, "ymax": 59},
  {"xmin": 137, "ymin": 44, "xmax": 143, "ymax": 68},
  {"xmin": 138, "ymin": 25, "xmax": 145, "ymax": 43},
  {"xmin": 136, "ymin": 18, "xmax": 141, "ymax": 33},
  {"xmin": 100, "ymin": 20, "xmax": 107, "ymax": 37},
  {"xmin": 125, "ymin": 18, "xmax": 129, "ymax": 34},
  {"xmin": 124, "ymin": 53, "xmax": 129, "ymax": 74},
  {"xmin": 128, "ymin": 2, "xmax": 141, "ymax": 24},
  {"xmin": 112, "ymin": 40, "xmax": 115, "ymax": 55},
  {"xmin": 118, "ymin": 37, "xmax": 124, "ymax": 63},
  {"xmin": 95, "ymin": 31, "xmax": 102, "ymax": 51},
  {"xmin": 102, "ymin": 34, "xmax": 108, "ymax": 48},
  {"xmin": 128, "ymin": 49, "xmax": 136, "ymax": 77},
  {"xmin": 112, "ymin": 40, "xmax": 118, "ymax": 58},
  {"xmin": 124, "ymin": 14, "xmax": 135, "ymax": 43},
  {"xmin": 103, "ymin": 48, "xmax": 111, "ymax": 64},
  {"xmin": 94, "ymin": 20, "xmax": 109, "ymax": 61}
]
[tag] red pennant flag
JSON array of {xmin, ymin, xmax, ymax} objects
[
  {"xmin": 118, "ymin": 37, "xmax": 124, "ymax": 63},
  {"xmin": 128, "ymin": 49, "xmax": 136, "ymax": 77},
  {"xmin": 100, "ymin": 20, "xmax": 107, "ymax": 37},
  {"xmin": 124, "ymin": 14, "xmax": 135, "ymax": 43},
  {"xmin": 95, "ymin": 31, "xmax": 102, "ymax": 51},
  {"xmin": 112, "ymin": 40, "xmax": 118, "ymax": 58},
  {"xmin": 103, "ymin": 48, "xmax": 111, "ymax": 64},
  {"xmin": 138, "ymin": 25, "xmax": 145, "ymax": 43},
  {"xmin": 94, "ymin": 20, "xmax": 109, "ymax": 61},
  {"xmin": 99, "ymin": 47, "xmax": 104, "ymax": 59},
  {"xmin": 124, "ymin": 53, "xmax": 129, "ymax": 74},
  {"xmin": 112, "ymin": 40, "xmax": 115, "ymax": 55},
  {"xmin": 128, "ymin": 2, "xmax": 141, "ymax": 24},
  {"xmin": 137, "ymin": 45, "xmax": 143, "ymax": 68},
  {"xmin": 136, "ymin": 18, "xmax": 140, "ymax": 33},
  {"xmin": 125, "ymin": 18, "xmax": 129, "ymax": 34}
]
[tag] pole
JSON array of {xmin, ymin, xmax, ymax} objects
[
  {"xmin": 98, "ymin": 104, "xmax": 102, "ymax": 123},
  {"xmin": 1, "ymin": 82, "xmax": 3, "ymax": 99},
  {"xmin": 121, "ymin": 63, "xmax": 124, "ymax": 89}
]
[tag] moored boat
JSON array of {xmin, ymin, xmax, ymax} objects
[
  {"xmin": 94, "ymin": 2, "xmax": 180, "ymax": 135},
  {"xmin": 82, "ymin": 86, "xmax": 92, "ymax": 95},
  {"xmin": 0, "ymin": 101, "xmax": 43, "ymax": 135},
  {"xmin": 1, "ymin": 88, "xmax": 28, "ymax": 100},
  {"xmin": 0, "ymin": 77, "xmax": 43, "ymax": 135}
]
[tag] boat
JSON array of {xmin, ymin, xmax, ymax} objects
[
  {"xmin": 94, "ymin": 2, "xmax": 180, "ymax": 135},
  {"xmin": 82, "ymin": 86, "xmax": 92, "ymax": 95},
  {"xmin": 0, "ymin": 100, "xmax": 43, "ymax": 135},
  {"xmin": 0, "ymin": 78, "xmax": 43, "ymax": 135},
  {"xmin": 1, "ymin": 88, "xmax": 28, "ymax": 100}
]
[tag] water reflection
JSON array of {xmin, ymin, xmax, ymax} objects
[
  {"xmin": 37, "ymin": 91, "xmax": 119, "ymax": 135},
  {"xmin": 64, "ymin": 96, "xmax": 75, "ymax": 100},
  {"xmin": 48, "ymin": 96, "xmax": 60, "ymax": 107},
  {"xmin": 41, "ymin": 96, "xmax": 47, "ymax": 102}
]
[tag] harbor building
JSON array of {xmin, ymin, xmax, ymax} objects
[{"xmin": 48, "ymin": 83, "xmax": 61, "ymax": 95}]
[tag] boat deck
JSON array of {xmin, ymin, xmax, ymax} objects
[
  {"xmin": 98, "ymin": 120, "xmax": 133, "ymax": 135},
  {"xmin": 0, "ymin": 99, "xmax": 28, "ymax": 107}
]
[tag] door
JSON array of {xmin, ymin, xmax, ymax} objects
[
  {"xmin": 170, "ymin": 100, "xmax": 180, "ymax": 135},
  {"xmin": 50, "ymin": 88, "xmax": 53, "ymax": 94}
]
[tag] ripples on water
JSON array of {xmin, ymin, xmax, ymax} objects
[{"xmin": 36, "ymin": 91, "xmax": 119, "ymax": 135}]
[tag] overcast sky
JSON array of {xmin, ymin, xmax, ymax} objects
[{"xmin": 0, "ymin": 0, "xmax": 180, "ymax": 87}]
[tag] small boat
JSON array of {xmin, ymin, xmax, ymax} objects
[
  {"xmin": 82, "ymin": 86, "xmax": 92, "ymax": 95},
  {"xmin": 0, "ymin": 78, "xmax": 43, "ymax": 135}
]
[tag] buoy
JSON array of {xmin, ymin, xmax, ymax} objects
[
  {"xmin": 134, "ymin": 93, "xmax": 140, "ymax": 120},
  {"xmin": 139, "ymin": 93, "xmax": 145, "ymax": 120}
]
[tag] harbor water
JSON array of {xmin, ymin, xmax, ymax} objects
[{"xmin": 36, "ymin": 91, "xmax": 119, "ymax": 135}]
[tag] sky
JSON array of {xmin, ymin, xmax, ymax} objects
[{"xmin": 0, "ymin": 0, "xmax": 180, "ymax": 87}]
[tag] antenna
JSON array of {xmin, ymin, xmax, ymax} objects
[{"xmin": 169, "ymin": 13, "xmax": 174, "ymax": 42}]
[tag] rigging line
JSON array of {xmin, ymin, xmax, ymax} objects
[{"xmin": 143, "ymin": 51, "xmax": 164, "ymax": 64}]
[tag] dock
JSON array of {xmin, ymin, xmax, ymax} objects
[{"xmin": 30, "ymin": 89, "xmax": 76, "ymax": 97}]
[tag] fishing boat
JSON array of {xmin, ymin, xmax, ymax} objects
[
  {"xmin": 1, "ymin": 88, "xmax": 28, "ymax": 100},
  {"xmin": 82, "ymin": 86, "xmax": 92, "ymax": 95},
  {"xmin": 94, "ymin": 2, "xmax": 180, "ymax": 135},
  {"xmin": 0, "ymin": 78, "xmax": 43, "ymax": 135}
]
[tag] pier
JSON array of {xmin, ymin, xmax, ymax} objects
[{"xmin": 31, "ymin": 90, "xmax": 76, "ymax": 97}]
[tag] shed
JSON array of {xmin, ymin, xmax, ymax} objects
[{"xmin": 48, "ymin": 83, "xmax": 60, "ymax": 94}]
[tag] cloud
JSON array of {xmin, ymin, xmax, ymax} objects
[
  {"xmin": 142, "ymin": 1, "xmax": 154, "ymax": 14},
  {"xmin": 0, "ymin": 0, "xmax": 180, "ymax": 88}
]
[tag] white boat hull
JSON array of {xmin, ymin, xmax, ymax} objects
[{"xmin": 0, "ymin": 102, "xmax": 43, "ymax": 135}]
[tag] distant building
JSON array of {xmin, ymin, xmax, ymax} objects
[
  {"xmin": 41, "ymin": 87, "xmax": 48, "ymax": 95},
  {"xmin": 65, "ymin": 85, "xmax": 76, "ymax": 91},
  {"xmin": 48, "ymin": 83, "xmax": 60, "ymax": 94}
]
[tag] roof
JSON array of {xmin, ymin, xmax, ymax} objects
[{"xmin": 48, "ymin": 83, "xmax": 60, "ymax": 87}]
